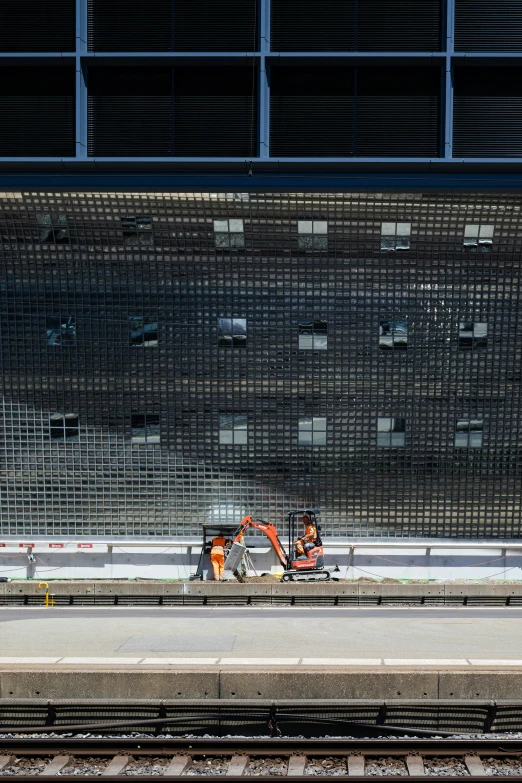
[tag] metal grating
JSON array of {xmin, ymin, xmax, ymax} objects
[{"xmin": 1, "ymin": 191, "xmax": 522, "ymax": 538}]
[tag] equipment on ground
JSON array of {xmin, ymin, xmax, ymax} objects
[
  {"xmin": 224, "ymin": 509, "xmax": 332, "ymax": 582},
  {"xmin": 190, "ymin": 524, "xmax": 237, "ymax": 581}
]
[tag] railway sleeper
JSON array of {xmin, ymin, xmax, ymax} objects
[{"xmin": 1, "ymin": 751, "xmax": 522, "ymax": 777}]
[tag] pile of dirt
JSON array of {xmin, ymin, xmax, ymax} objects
[{"xmin": 235, "ymin": 573, "xmax": 281, "ymax": 583}]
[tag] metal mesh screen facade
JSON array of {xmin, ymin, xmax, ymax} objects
[{"xmin": 1, "ymin": 190, "xmax": 522, "ymax": 539}]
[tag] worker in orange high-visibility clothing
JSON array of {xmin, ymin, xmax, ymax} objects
[
  {"xmin": 294, "ymin": 514, "xmax": 317, "ymax": 559},
  {"xmin": 210, "ymin": 534, "xmax": 227, "ymax": 581}
]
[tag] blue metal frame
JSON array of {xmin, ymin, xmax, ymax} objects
[{"xmin": 0, "ymin": 0, "xmax": 521, "ymax": 170}]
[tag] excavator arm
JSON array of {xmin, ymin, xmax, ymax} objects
[{"xmin": 224, "ymin": 515, "xmax": 289, "ymax": 571}]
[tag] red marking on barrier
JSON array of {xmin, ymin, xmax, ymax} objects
[
  {"xmin": 20, "ymin": 543, "xmax": 35, "ymax": 548},
  {"xmin": 0, "ymin": 543, "xmax": 6, "ymax": 547},
  {"xmin": 78, "ymin": 543, "xmax": 93, "ymax": 549},
  {"xmin": 49, "ymin": 543, "xmax": 65, "ymax": 549}
]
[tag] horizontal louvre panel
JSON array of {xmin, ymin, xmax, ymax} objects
[
  {"xmin": 88, "ymin": 0, "xmax": 172, "ymax": 51},
  {"xmin": 0, "ymin": 0, "xmax": 75, "ymax": 52},
  {"xmin": 88, "ymin": 68, "xmax": 172, "ymax": 156},
  {"xmin": 455, "ymin": 1, "xmax": 522, "ymax": 51},
  {"xmin": 453, "ymin": 98, "xmax": 522, "ymax": 157},
  {"xmin": 356, "ymin": 68, "xmax": 440, "ymax": 157},
  {"xmin": 453, "ymin": 67, "xmax": 522, "ymax": 157},
  {"xmin": 174, "ymin": 0, "xmax": 257, "ymax": 51},
  {"xmin": 271, "ymin": 0, "xmax": 356, "ymax": 52},
  {"xmin": 270, "ymin": 67, "xmax": 354, "ymax": 156},
  {"xmin": 0, "ymin": 67, "xmax": 75, "ymax": 156},
  {"xmin": 271, "ymin": 0, "xmax": 440, "ymax": 51},
  {"xmin": 357, "ymin": 97, "xmax": 440, "ymax": 156},
  {"xmin": 357, "ymin": 0, "xmax": 442, "ymax": 51},
  {"xmin": 174, "ymin": 67, "xmax": 256, "ymax": 156},
  {"xmin": 271, "ymin": 97, "xmax": 354, "ymax": 156}
]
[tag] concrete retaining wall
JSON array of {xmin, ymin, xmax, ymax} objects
[
  {"xmin": 1, "ymin": 666, "xmax": 521, "ymax": 700},
  {"xmin": 2, "ymin": 580, "xmax": 522, "ymax": 599}
]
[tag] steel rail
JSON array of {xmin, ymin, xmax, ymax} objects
[{"xmin": 2, "ymin": 738, "xmax": 522, "ymax": 753}]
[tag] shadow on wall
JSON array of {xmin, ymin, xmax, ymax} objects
[{"xmin": 0, "ymin": 398, "xmax": 305, "ymax": 537}]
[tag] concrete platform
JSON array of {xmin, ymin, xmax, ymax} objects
[
  {"xmin": 2, "ymin": 605, "xmax": 522, "ymax": 701},
  {"xmin": 1, "ymin": 665, "xmax": 522, "ymax": 701}
]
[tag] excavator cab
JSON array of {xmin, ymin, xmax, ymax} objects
[{"xmin": 284, "ymin": 508, "xmax": 328, "ymax": 581}]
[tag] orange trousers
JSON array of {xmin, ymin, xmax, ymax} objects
[{"xmin": 211, "ymin": 552, "xmax": 225, "ymax": 580}]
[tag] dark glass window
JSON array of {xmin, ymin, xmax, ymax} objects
[
  {"xmin": 121, "ymin": 216, "xmax": 153, "ymax": 246},
  {"xmin": 455, "ymin": 419, "xmax": 483, "ymax": 448},
  {"xmin": 129, "ymin": 317, "xmax": 158, "ymax": 347},
  {"xmin": 299, "ymin": 320, "xmax": 328, "ymax": 350},
  {"xmin": 377, "ymin": 417, "xmax": 405, "ymax": 447},
  {"xmin": 381, "ymin": 222, "xmax": 411, "ymax": 251},
  {"xmin": 458, "ymin": 322, "xmax": 488, "ymax": 351},
  {"xmin": 214, "ymin": 219, "xmax": 245, "ymax": 248},
  {"xmin": 218, "ymin": 318, "xmax": 246, "ymax": 348},
  {"xmin": 219, "ymin": 414, "xmax": 248, "ymax": 445},
  {"xmin": 131, "ymin": 414, "xmax": 160, "ymax": 444},
  {"xmin": 50, "ymin": 414, "xmax": 79, "ymax": 441},
  {"xmin": 298, "ymin": 416, "xmax": 327, "ymax": 446},
  {"xmin": 47, "ymin": 316, "xmax": 76, "ymax": 347},
  {"xmin": 36, "ymin": 213, "xmax": 69, "ymax": 244},
  {"xmin": 379, "ymin": 321, "xmax": 408, "ymax": 350},
  {"xmin": 298, "ymin": 220, "xmax": 328, "ymax": 250},
  {"xmin": 463, "ymin": 224, "xmax": 493, "ymax": 252}
]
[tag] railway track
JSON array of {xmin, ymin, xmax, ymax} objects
[{"xmin": 1, "ymin": 738, "xmax": 522, "ymax": 779}]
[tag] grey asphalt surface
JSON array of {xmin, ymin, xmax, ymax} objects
[{"xmin": 0, "ymin": 606, "xmax": 518, "ymax": 659}]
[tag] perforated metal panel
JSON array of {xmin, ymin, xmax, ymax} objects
[{"xmin": 1, "ymin": 192, "xmax": 522, "ymax": 538}]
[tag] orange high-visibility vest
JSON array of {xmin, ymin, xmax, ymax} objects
[{"xmin": 211, "ymin": 535, "xmax": 227, "ymax": 554}]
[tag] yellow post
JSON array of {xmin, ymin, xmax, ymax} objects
[{"xmin": 38, "ymin": 581, "xmax": 50, "ymax": 607}]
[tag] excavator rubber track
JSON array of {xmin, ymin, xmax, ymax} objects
[{"xmin": 281, "ymin": 569, "xmax": 331, "ymax": 582}]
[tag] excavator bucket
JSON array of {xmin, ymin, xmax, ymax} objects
[{"xmin": 224, "ymin": 541, "xmax": 246, "ymax": 571}]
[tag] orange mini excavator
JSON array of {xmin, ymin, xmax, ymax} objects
[{"xmin": 224, "ymin": 509, "xmax": 332, "ymax": 582}]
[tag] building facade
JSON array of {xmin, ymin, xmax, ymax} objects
[{"xmin": 1, "ymin": 2, "xmax": 522, "ymax": 539}]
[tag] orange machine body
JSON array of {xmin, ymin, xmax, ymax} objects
[{"xmin": 230, "ymin": 513, "xmax": 327, "ymax": 578}]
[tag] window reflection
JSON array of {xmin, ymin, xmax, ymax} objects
[
  {"xmin": 218, "ymin": 318, "xmax": 246, "ymax": 348},
  {"xmin": 298, "ymin": 416, "xmax": 327, "ymax": 446},
  {"xmin": 458, "ymin": 322, "xmax": 487, "ymax": 351},
  {"xmin": 381, "ymin": 222, "xmax": 411, "ymax": 251},
  {"xmin": 121, "ymin": 216, "xmax": 153, "ymax": 246},
  {"xmin": 377, "ymin": 417, "xmax": 405, "ymax": 447},
  {"xmin": 219, "ymin": 414, "xmax": 248, "ymax": 445},
  {"xmin": 379, "ymin": 320, "xmax": 408, "ymax": 350},
  {"xmin": 463, "ymin": 224, "xmax": 493, "ymax": 252},
  {"xmin": 129, "ymin": 316, "xmax": 158, "ymax": 347},
  {"xmin": 297, "ymin": 220, "xmax": 328, "ymax": 250},
  {"xmin": 36, "ymin": 213, "xmax": 70, "ymax": 244},
  {"xmin": 47, "ymin": 315, "xmax": 76, "ymax": 347},
  {"xmin": 214, "ymin": 219, "xmax": 245, "ymax": 248},
  {"xmin": 455, "ymin": 419, "xmax": 483, "ymax": 448},
  {"xmin": 131, "ymin": 413, "xmax": 160, "ymax": 444},
  {"xmin": 50, "ymin": 413, "xmax": 79, "ymax": 441},
  {"xmin": 299, "ymin": 320, "xmax": 327, "ymax": 350}
]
